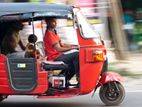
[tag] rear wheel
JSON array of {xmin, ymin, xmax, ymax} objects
[
  {"xmin": 99, "ymin": 82, "xmax": 125, "ymax": 106},
  {"xmin": 0, "ymin": 94, "xmax": 6, "ymax": 102}
]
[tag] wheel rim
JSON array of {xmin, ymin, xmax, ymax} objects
[
  {"xmin": 104, "ymin": 82, "xmax": 121, "ymax": 101},
  {"xmin": 105, "ymin": 88, "xmax": 120, "ymax": 101}
]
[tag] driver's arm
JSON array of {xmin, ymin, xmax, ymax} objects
[
  {"xmin": 61, "ymin": 42, "xmax": 79, "ymax": 49},
  {"xmin": 53, "ymin": 43, "xmax": 72, "ymax": 52}
]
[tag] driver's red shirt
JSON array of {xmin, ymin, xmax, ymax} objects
[{"xmin": 43, "ymin": 30, "xmax": 62, "ymax": 61}]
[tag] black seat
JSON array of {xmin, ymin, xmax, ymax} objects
[
  {"xmin": 42, "ymin": 61, "xmax": 68, "ymax": 71},
  {"xmin": 6, "ymin": 58, "xmax": 37, "ymax": 92},
  {"xmin": 42, "ymin": 61, "xmax": 69, "ymax": 89}
]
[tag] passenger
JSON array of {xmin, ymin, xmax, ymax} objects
[
  {"xmin": 25, "ymin": 34, "xmax": 40, "ymax": 58},
  {"xmin": 1, "ymin": 21, "xmax": 26, "ymax": 55},
  {"xmin": 25, "ymin": 34, "xmax": 37, "ymax": 58},
  {"xmin": 43, "ymin": 18, "xmax": 80, "ymax": 87}
]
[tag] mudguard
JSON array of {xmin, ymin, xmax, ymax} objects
[{"xmin": 98, "ymin": 72, "xmax": 124, "ymax": 87}]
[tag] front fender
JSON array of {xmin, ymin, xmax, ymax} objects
[{"xmin": 98, "ymin": 72, "xmax": 124, "ymax": 87}]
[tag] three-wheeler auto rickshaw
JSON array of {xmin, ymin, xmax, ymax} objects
[{"xmin": 0, "ymin": 3, "xmax": 125, "ymax": 106}]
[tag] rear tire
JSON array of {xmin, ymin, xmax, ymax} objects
[
  {"xmin": 0, "ymin": 94, "xmax": 5, "ymax": 102},
  {"xmin": 99, "ymin": 82, "xmax": 125, "ymax": 106}
]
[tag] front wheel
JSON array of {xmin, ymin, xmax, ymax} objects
[{"xmin": 99, "ymin": 81, "xmax": 125, "ymax": 106}]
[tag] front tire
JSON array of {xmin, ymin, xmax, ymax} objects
[{"xmin": 99, "ymin": 82, "xmax": 125, "ymax": 106}]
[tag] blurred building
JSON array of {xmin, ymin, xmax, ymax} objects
[
  {"xmin": 14, "ymin": 0, "xmax": 29, "ymax": 2},
  {"xmin": 121, "ymin": 0, "xmax": 142, "ymax": 52},
  {"xmin": 0, "ymin": 0, "xmax": 13, "ymax": 2}
]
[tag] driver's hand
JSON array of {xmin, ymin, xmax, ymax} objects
[{"xmin": 71, "ymin": 45, "xmax": 79, "ymax": 49}]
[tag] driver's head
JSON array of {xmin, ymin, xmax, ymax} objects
[{"xmin": 45, "ymin": 18, "xmax": 57, "ymax": 29}]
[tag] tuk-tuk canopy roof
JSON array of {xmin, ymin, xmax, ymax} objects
[{"xmin": 0, "ymin": 3, "xmax": 74, "ymax": 21}]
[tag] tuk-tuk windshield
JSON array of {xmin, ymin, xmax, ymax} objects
[{"xmin": 76, "ymin": 11, "xmax": 100, "ymax": 39}]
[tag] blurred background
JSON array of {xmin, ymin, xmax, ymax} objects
[{"xmin": 1, "ymin": 0, "xmax": 142, "ymax": 91}]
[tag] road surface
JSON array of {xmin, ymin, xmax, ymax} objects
[
  {"xmin": 0, "ymin": 91, "xmax": 142, "ymax": 107},
  {"xmin": 1, "ymin": 77, "xmax": 142, "ymax": 107}
]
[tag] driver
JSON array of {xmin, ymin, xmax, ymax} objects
[{"xmin": 43, "ymin": 18, "xmax": 80, "ymax": 87}]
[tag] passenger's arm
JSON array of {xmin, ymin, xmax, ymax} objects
[{"xmin": 19, "ymin": 39, "xmax": 26, "ymax": 51}]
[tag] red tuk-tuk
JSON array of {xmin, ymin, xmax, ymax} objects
[{"xmin": 0, "ymin": 3, "xmax": 125, "ymax": 106}]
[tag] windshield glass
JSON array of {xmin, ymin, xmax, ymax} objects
[{"xmin": 76, "ymin": 11, "xmax": 100, "ymax": 39}]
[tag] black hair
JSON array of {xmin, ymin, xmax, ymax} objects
[
  {"xmin": 28, "ymin": 34, "xmax": 37, "ymax": 43},
  {"xmin": 45, "ymin": 17, "xmax": 55, "ymax": 23},
  {"xmin": 45, "ymin": 17, "xmax": 56, "ymax": 28},
  {"xmin": 11, "ymin": 21, "xmax": 24, "ymax": 31}
]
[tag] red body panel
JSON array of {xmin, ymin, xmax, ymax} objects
[
  {"xmin": 38, "ymin": 88, "xmax": 79, "ymax": 99},
  {"xmin": 76, "ymin": 29, "xmax": 106, "ymax": 94},
  {"xmin": 0, "ymin": 54, "xmax": 48, "ymax": 95}
]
